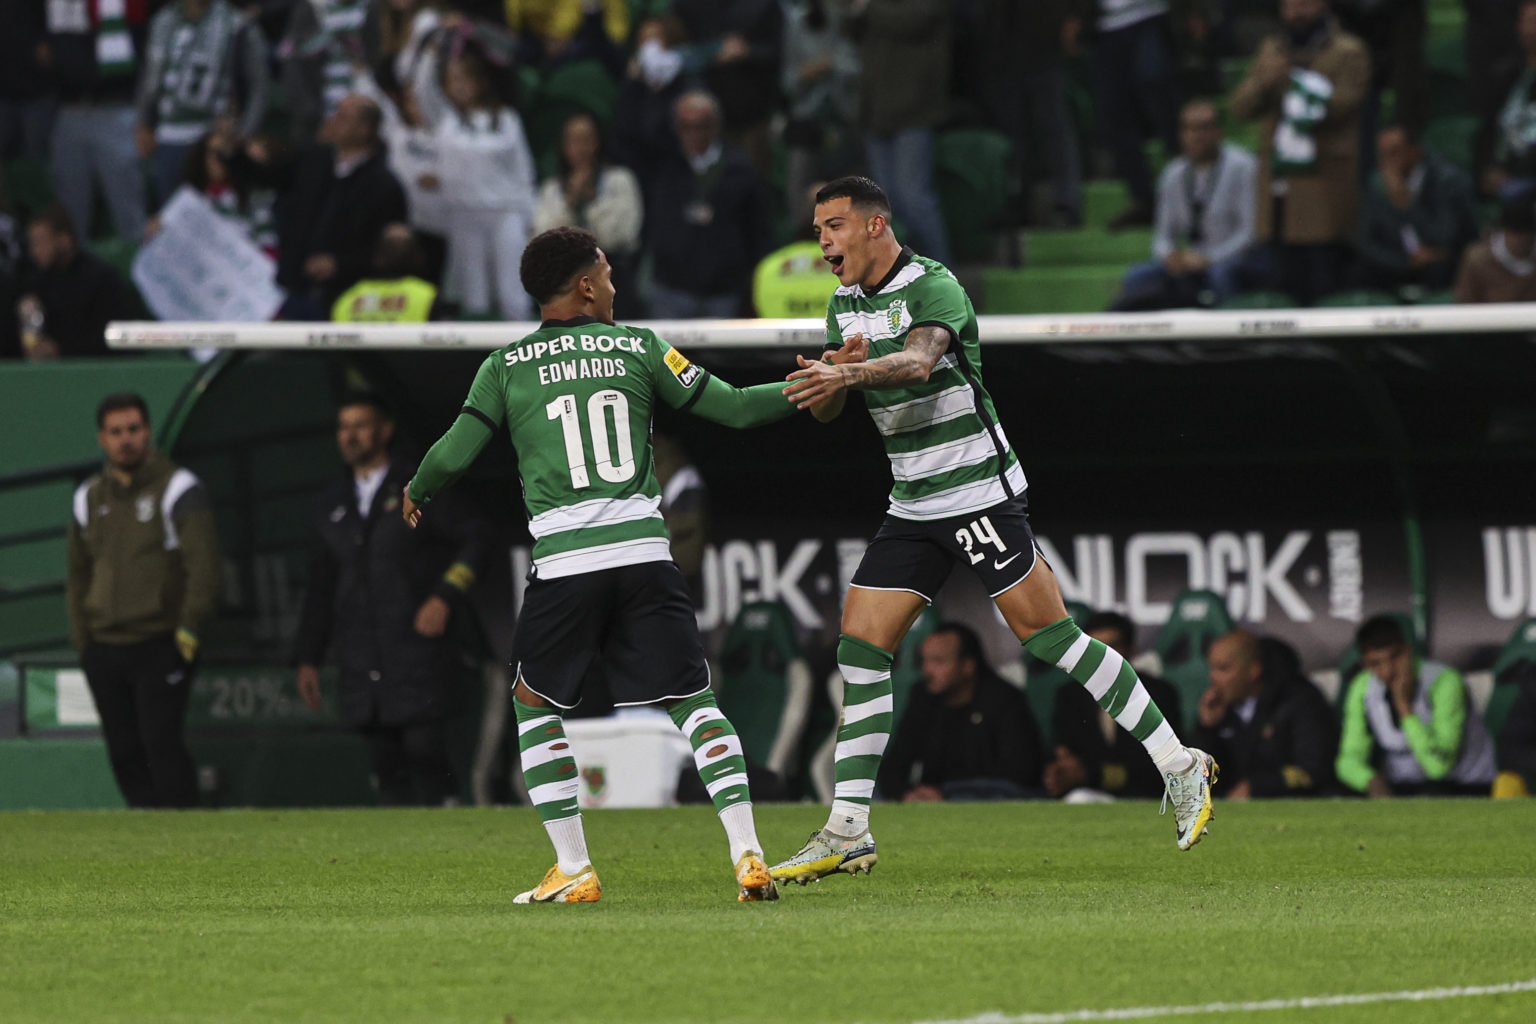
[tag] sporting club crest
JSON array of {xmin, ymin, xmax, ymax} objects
[{"xmin": 582, "ymin": 765, "xmax": 607, "ymax": 801}]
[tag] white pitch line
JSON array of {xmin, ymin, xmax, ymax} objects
[{"xmin": 908, "ymin": 979, "xmax": 1536, "ymax": 1024}]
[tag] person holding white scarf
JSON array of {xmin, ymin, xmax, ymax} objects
[{"xmin": 1229, "ymin": 0, "xmax": 1370, "ymax": 305}]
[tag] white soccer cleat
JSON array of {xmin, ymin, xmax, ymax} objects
[
  {"xmin": 1161, "ymin": 747, "xmax": 1219, "ymax": 851},
  {"xmin": 768, "ymin": 828, "xmax": 878, "ymax": 885}
]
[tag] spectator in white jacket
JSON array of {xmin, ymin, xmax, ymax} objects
[
  {"xmin": 417, "ymin": 43, "xmax": 535, "ymax": 319},
  {"xmin": 533, "ymin": 112, "xmax": 643, "ymax": 316}
]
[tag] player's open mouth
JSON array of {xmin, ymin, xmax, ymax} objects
[{"xmin": 825, "ymin": 254, "xmax": 845, "ymax": 272}]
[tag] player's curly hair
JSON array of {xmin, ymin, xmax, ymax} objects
[
  {"xmin": 815, "ymin": 176, "xmax": 892, "ymax": 217},
  {"xmin": 520, "ymin": 226, "xmax": 601, "ymax": 306}
]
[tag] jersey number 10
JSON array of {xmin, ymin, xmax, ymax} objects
[{"xmin": 545, "ymin": 391, "xmax": 637, "ymax": 489}]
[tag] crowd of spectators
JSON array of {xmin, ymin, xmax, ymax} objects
[
  {"xmin": 6, "ymin": 0, "xmax": 1536, "ymax": 359},
  {"xmin": 876, "ymin": 611, "xmax": 1525, "ymax": 804}
]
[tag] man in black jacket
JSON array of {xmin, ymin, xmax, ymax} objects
[
  {"xmin": 294, "ymin": 392, "xmax": 488, "ymax": 805},
  {"xmin": 273, "ymin": 95, "xmax": 408, "ymax": 319},
  {"xmin": 16, "ymin": 205, "xmax": 141, "ymax": 359},
  {"xmin": 878, "ymin": 621, "xmax": 1042, "ymax": 802},
  {"xmin": 1190, "ymin": 629, "xmax": 1337, "ymax": 799},
  {"xmin": 639, "ymin": 89, "xmax": 770, "ymax": 318}
]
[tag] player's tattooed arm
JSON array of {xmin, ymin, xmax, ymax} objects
[
  {"xmin": 785, "ymin": 326, "xmax": 949, "ymax": 410},
  {"xmin": 840, "ymin": 325, "xmax": 948, "ymax": 390}
]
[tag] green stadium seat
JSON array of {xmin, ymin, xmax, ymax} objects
[
  {"xmin": 1023, "ymin": 599, "xmax": 1096, "ymax": 742},
  {"xmin": 1315, "ymin": 288, "xmax": 1401, "ymax": 308},
  {"xmin": 935, "ymin": 128, "xmax": 1013, "ymax": 264},
  {"xmin": 523, "ymin": 59, "xmax": 618, "ymax": 180},
  {"xmin": 1424, "ymin": 115, "xmax": 1478, "ymax": 174},
  {"xmin": 714, "ymin": 600, "xmax": 813, "ymax": 779},
  {"xmin": 1082, "ymin": 180, "xmax": 1132, "ymax": 229},
  {"xmin": 1217, "ymin": 289, "xmax": 1297, "ymax": 310},
  {"xmin": 1152, "ymin": 589, "xmax": 1235, "ymax": 732},
  {"xmin": 89, "ymin": 236, "xmax": 139, "ymax": 277},
  {"xmin": 1402, "ymin": 286, "xmax": 1457, "ymax": 305},
  {"xmin": 1023, "ymin": 227, "xmax": 1152, "ymax": 268},
  {"xmin": 2, "ymin": 158, "xmax": 55, "ymax": 216},
  {"xmin": 981, "ymin": 265, "xmax": 1124, "ymax": 314},
  {"xmin": 1488, "ymin": 618, "xmax": 1536, "ymax": 738}
]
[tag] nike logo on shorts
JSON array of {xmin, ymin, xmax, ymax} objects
[{"xmin": 993, "ymin": 552, "xmax": 1023, "ymax": 571}]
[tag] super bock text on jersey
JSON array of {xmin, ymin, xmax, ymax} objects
[{"xmin": 458, "ymin": 317, "xmax": 711, "ymax": 582}]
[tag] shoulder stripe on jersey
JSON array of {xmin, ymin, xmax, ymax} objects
[
  {"xmin": 527, "ymin": 493, "xmax": 663, "ymax": 539},
  {"xmin": 461, "ymin": 405, "xmax": 497, "ymax": 431},
  {"xmin": 72, "ymin": 479, "xmax": 93, "ymax": 529},
  {"xmin": 676, "ymin": 368, "xmax": 713, "ymax": 413},
  {"xmin": 161, "ymin": 468, "xmax": 201, "ymax": 551}
]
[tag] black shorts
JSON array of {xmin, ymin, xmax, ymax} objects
[
  {"xmin": 850, "ymin": 497, "xmax": 1040, "ymax": 603},
  {"xmin": 512, "ymin": 559, "xmax": 709, "ymax": 710}
]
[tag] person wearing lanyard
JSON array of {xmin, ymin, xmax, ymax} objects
[{"xmin": 1112, "ymin": 99, "xmax": 1258, "ymax": 310}]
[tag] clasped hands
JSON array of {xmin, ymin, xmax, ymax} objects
[{"xmin": 782, "ymin": 332, "xmax": 869, "ymax": 409}]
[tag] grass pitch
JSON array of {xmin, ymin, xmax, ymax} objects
[{"xmin": 2, "ymin": 800, "xmax": 1534, "ymax": 1024}]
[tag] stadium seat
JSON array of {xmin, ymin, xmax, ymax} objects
[
  {"xmin": 1151, "ymin": 589, "xmax": 1235, "ymax": 731},
  {"xmin": 1424, "ymin": 115, "xmax": 1478, "ymax": 174},
  {"xmin": 1082, "ymin": 180, "xmax": 1132, "ymax": 229},
  {"xmin": 1315, "ymin": 288, "xmax": 1401, "ymax": 308},
  {"xmin": 1336, "ymin": 611, "xmax": 1426, "ymax": 687},
  {"xmin": 935, "ymin": 128, "xmax": 1013, "ymax": 263},
  {"xmin": 714, "ymin": 600, "xmax": 813, "ymax": 781},
  {"xmin": 1487, "ymin": 617, "xmax": 1536, "ymax": 738},
  {"xmin": 2, "ymin": 158, "xmax": 55, "ymax": 216},
  {"xmin": 1023, "ymin": 599, "xmax": 1096, "ymax": 743},
  {"xmin": 981, "ymin": 265, "xmax": 1124, "ymax": 314},
  {"xmin": 1402, "ymin": 286, "xmax": 1456, "ymax": 305},
  {"xmin": 1023, "ymin": 227, "xmax": 1152, "ymax": 268},
  {"xmin": 522, "ymin": 59, "xmax": 618, "ymax": 179},
  {"xmin": 89, "ymin": 236, "xmax": 139, "ymax": 277},
  {"xmin": 1217, "ymin": 289, "xmax": 1297, "ymax": 310}
]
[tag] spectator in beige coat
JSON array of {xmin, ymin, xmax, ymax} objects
[{"xmin": 1228, "ymin": 0, "xmax": 1371, "ymax": 304}]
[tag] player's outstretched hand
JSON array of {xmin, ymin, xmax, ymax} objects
[
  {"xmin": 783, "ymin": 354, "xmax": 848, "ymax": 409},
  {"xmin": 831, "ymin": 332, "xmax": 869, "ymax": 365},
  {"xmin": 402, "ymin": 484, "xmax": 422, "ymax": 528}
]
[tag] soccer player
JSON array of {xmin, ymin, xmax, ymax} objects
[
  {"xmin": 403, "ymin": 226, "xmax": 809, "ymax": 904},
  {"xmin": 771, "ymin": 177, "xmax": 1219, "ymax": 885}
]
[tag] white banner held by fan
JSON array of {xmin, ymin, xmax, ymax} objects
[{"xmin": 132, "ymin": 187, "xmax": 285, "ymax": 323}]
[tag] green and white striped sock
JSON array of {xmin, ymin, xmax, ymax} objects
[
  {"xmin": 1022, "ymin": 617, "xmax": 1192, "ymax": 774},
  {"xmin": 669, "ymin": 690, "xmax": 760, "ymax": 861},
  {"xmin": 514, "ymin": 697, "xmax": 589, "ymax": 873},
  {"xmin": 827, "ymin": 634, "xmax": 893, "ymax": 838}
]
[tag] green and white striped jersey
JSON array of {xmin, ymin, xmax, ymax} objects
[
  {"xmin": 825, "ymin": 249, "xmax": 1024, "ymax": 520},
  {"xmin": 459, "ymin": 316, "xmax": 710, "ymax": 579}
]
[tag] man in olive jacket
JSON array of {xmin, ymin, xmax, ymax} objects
[
  {"xmin": 293, "ymin": 393, "xmax": 489, "ymax": 805},
  {"xmin": 67, "ymin": 393, "xmax": 222, "ymax": 808}
]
